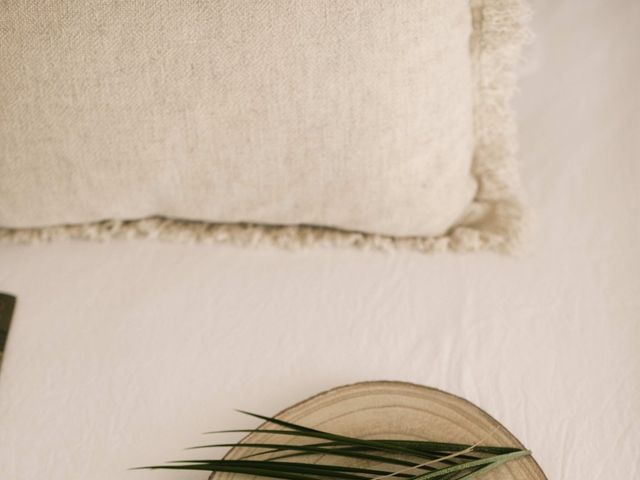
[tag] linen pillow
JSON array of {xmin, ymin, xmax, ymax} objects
[{"xmin": 0, "ymin": 0, "xmax": 529, "ymax": 253}]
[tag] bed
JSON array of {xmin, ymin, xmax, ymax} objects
[{"xmin": 0, "ymin": 1, "xmax": 638, "ymax": 479}]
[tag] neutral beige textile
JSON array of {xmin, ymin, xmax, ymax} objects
[
  {"xmin": 2, "ymin": 1, "xmax": 639, "ymax": 478},
  {"xmin": 0, "ymin": 0, "xmax": 528, "ymax": 252}
]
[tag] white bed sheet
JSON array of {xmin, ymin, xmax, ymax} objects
[{"xmin": 1, "ymin": 1, "xmax": 639, "ymax": 479}]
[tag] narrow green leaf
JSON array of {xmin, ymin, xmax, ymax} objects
[
  {"xmin": 207, "ymin": 426, "xmax": 510, "ymax": 457},
  {"xmin": 187, "ymin": 442, "xmax": 431, "ymax": 470},
  {"xmin": 412, "ymin": 450, "xmax": 531, "ymax": 480},
  {"xmin": 164, "ymin": 459, "xmax": 399, "ymax": 476},
  {"xmin": 209, "ymin": 425, "xmax": 445, "ymax": 461},
  {"xmin": 380, "ymin": 440, "xmax": 520, "ymax": 456},
  {"xmin": 136, "ymin": 464, "xmax": 326, "ymax": 480},
  {"xmin": 236, "ymin": 413, "xmax": 434, "ymax": 459}
]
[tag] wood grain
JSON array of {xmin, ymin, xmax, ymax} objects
[{"xmin": 212, "ymin": 381, "xmax": 546, "ymax": 480}]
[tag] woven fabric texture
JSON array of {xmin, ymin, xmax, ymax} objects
[{"xmin": 0, "ymin": 0, "xmax": 529, "ymax": 252}]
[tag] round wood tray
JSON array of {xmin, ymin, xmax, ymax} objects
[{"xmin": 212, "ymin": 381, "xmax": 547, "ymax": 480}]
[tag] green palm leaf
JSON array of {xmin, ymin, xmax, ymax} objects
[{"xmin": 137, "ymin": 411, "xmax": 531, "ymax": 480}]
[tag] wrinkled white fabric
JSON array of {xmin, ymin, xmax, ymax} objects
[{"xmin": 0, "ymin": 1, "xmax": 639, "ymax": 480}]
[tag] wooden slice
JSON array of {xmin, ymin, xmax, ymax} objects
[{"xmin": 212, "ymin": 381, "xmax": 547, "ymax": 480}]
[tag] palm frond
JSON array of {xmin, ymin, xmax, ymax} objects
[{"xmin": 137, "ymin": 411, "xmax": 531, "ymax": 480}]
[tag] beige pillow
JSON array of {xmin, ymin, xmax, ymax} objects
[{"xmin": 0, "ymin": 0, "xmax": 529, "ymax": 253}]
